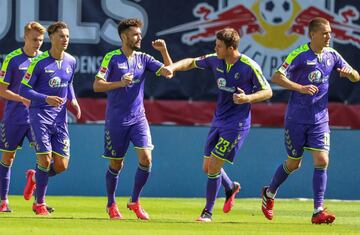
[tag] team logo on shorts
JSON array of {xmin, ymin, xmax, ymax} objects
[{"xmin": 62, "ymin": 139, "xmax": 70, "ymax": 154}]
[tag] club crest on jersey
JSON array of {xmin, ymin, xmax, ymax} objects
[
  {"xmin": 308, "ymin": 70, "xmax": 323, "ymax": 83},
  {"xmin": 234, "ymin": 72, "xmax": 240, "ymax": 80},
  {"xmin": 66, "ymin": 67, "xmax": 72, "ymax": 74}
]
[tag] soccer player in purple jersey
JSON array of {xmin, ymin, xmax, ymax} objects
[
  {"xmin": 0, "ymin": 22, "xmax": 46, "ymax": 212},
  {"xmin": 165, "ymin": 28, "xmax": 272, "ymax": 222},
  {"xmin": 93, "ymin": 18, "xmax": 172, "ymax": 220},
  {"xmin": 261, "ymin": 17, "xmax": 360, "ymax": 224},
  {"xmin": 19, "ymin": 21, "xmax": 81, "ymax": 215}
]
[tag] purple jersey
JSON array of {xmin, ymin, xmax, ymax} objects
[
  {"xmin": 0, "ymin": 48, "xmax": 39, "ymax": 124},
  {"xmin": 278, "ymin": 43, "xmax": 349, "ymax": 124},
  {"xmin": 195, "ymin": 53, "xmax": 270, "ymax": 129},
  {"xmin": 96, "ymin": 49, "xmax": 163, "ymax": 125},
  {"xmin": 19, "ymin": 51, "xmax": 76, "ymax": 124}
]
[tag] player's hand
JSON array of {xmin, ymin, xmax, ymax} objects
[
  {"xmin": 161, "ymin": 66, "xmax": 173, "ymax": 79},
  {"xmin": 120, "ymin": 73, "xmax": 133, "ymax": 87},
  {"xmin": 71, "ymin": 99, "xmax": 81, "ymax": 119},
  {"xmin": 299, "ymin": 85, "xmax": 318, "ymax": 95},
  {"xmin": 46, "ymin": 96, "xmax": 64, "ymax": 107},
  {"xmin": 337, "ymin": 66, "xmax": 353, "ymax": 78},
  {"xmin": 21, "ymin": 97, "xmax": 31, "ymax": 107},
  {"xmin": 152, "ymin": 39, "xmax": 167, "ymax": 52},
  {"xmin": 233, "ymin": 87, "xmax": 250, "ymax": 104}
]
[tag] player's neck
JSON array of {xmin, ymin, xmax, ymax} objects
[
  {"xmin": 23, "ymin": 46, "xmax": 37, "ymax": 57},
  {"xmin": 49, "ymin": 47, "xmax": 65, "ymax": 60},
  {"xmin": 309, "ymin": 42, "xmax": 324, "ymax": 54},
  {"xmin": 224, "ymin": 51, "xmax": 241, "ymax": 65},
  {"xmin": 121, "ymin": 46, "xmax": 134, "ymax": 58}
]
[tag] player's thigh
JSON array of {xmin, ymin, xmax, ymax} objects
[
  {"xmin": 103, "ymin": 123, "xmax": 130, "ymax": 159},
  {"xmin": 30, "ymin": 123, "xmax": 52, "ymax": 155},
  {"xmin": 284, "ymin": 121, "xmax": 306, "ymax": 159},
  {"xmin": 0, "ymin": 122, "xmax": 29, "ymax": 152},
  {"xmin": 129, "ymin": 119, "xmax": 154, "ymax": 151},
  {"xmin": 51, "ymin": 123, "xmax": 70, "ymax": 158},
  {"xmin": 204, "ymin": 126, "xmax": 220, "ymax": 159},
  {"xmin": 305, "ymin": 122, "xmax": 330, "ymax": 152},
  {"xmin": 211, "ymin": 127, "xmax": 250, "ymax": 164}
]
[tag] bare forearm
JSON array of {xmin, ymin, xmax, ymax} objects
[
  {"xmin": 0, "ymin": 89, "xmax": 28, "ymax": 103},
  {"xmin": 93, "ymin": 78, "xmax": 124, "ymax": 92},
  {"xmin": 171, "ymin": 58, "xmax": 196, "ymax": 71},
  {"xmin": 272, "ymin": 72, "xmax": 302, "ymax": 92},
  {"xmin": 159, "ymin": 49, "xmax": 172, "ymax": 66},
  {"xmin": 247, "ymin": 89, "xmax": 272, "ymax": 103}
]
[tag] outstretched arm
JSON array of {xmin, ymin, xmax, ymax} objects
[
  {"xmin": 272, "ymin": 71, "xmax": 319, "ymax": 95},
  {"xmin": 168, "ymin": 58, "xmax": 196, "ymax": 72}
]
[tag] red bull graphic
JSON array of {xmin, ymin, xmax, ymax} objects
[{"xmin": 157, "ymin": 0, "xmax": 360, "ymax": 84}]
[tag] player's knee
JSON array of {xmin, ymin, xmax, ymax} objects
[
  {"xmin": 286, "ymin": 159, "xmax": 301, "ymax": 172},
  {"xmin": 139, "ymin": 158, "xmax": 151, "ymax": 167},
  {"xmin": 110, "ymin": 159, "xmax": 124, "ymax": 171},
  {"xmin": 1, "ymin": 152, "xmax": 16, "ymax": 165},
  {"xmin": 202, "ymin": 165, "xmax": 209, "ymax": 173}
]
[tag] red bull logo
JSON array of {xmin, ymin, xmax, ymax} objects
[{"xmin": 157, "ymin": 0, "xmax": 360, "ymax": 83}]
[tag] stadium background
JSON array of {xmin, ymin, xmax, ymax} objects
[{"xmin": 0, "ymin": 0, "xmax": 359, "ymax": 199}]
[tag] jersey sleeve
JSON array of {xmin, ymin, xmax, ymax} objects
[
  {"xmin": 96, "ymin": 50, "xmax": 120, "ymax": 81},
  {"xmin": 0, "ymin": 54, "xmax": 15, "ymax": 85},
  {"xmin": 19, "ymin": 59, "xmax": 47, "ymax": 102},
  {"xmin": 194, "ymin": 53, "xmax": 216, "ymax": 70},
  {"xmin": 143, "ymin": 53, "xmax": 163, "ymax": 76},
  {"xmin": 332, "ymin": 49, "xmax": 350, "ymax": 71},
  {"xmin": 67, "ymin": 61, "xmax": 77, "ymax": 101}
]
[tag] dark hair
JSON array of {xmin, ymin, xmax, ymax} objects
[
  {"xmin": 47, "ymin": 21, "xmax": 68, "ymax": 36},
  {"xmin": 117, "ymin": 18, "xmax": 143, "ymax": 38},
  {"xmin": 216, "ymin": 28, "xmax": 240, "ymax": 49},
  {"xmin": 308, "ymin": 17, "xmax": 330, "ymax": 33}
]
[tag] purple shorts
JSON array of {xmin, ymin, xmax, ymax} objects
[
  {"xmin": 204, "ymin": 126, "xmax": 250, "ymax": 164},
  {"xmin": 103, "ymin": 118, "xmax": 153, "ymax": 159},
  {"xmin": 30, "ymin": 122, "xmax": 70, "ymax": 158},
  {"xmin": 0, "ymin": 122, "xmax": 34, "ymax": 152},
  {"xmin": 284, "ymin": 121, "xmax": 330, "ymax": 159}
]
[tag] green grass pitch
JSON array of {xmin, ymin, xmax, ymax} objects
[{"xmin": 1, "ymin": 196, "xmax": 359, "ymax": 235}]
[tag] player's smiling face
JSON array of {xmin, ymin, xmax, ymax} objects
[
  {"xmin": 50, "ymin": 28, "xmax": 70, "ymax": 51},
  {"xmin": 124, "ymin": 26, "xmax": 142, "ymax": 51},
  {"xmin": 24, "ymin": 29, "xmax": 44, "ymax": 53},
  {"xmin": 215, "ymin": 39, "xmax": 227, "ymax": 59}
]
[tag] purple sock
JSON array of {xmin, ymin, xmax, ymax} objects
[
  {"xmin": 48, "ymin": 162, "xmax": 57, "ymax": 177},
  {"xmin": 221, "ymin": 168, "xmax": 233, "ymax": 192},
  {"xmin": 106, "ymin": 167, "xmax": 120, "ymax": 207},
  {"xmin": 35, "ymin": 166, "xmax": 49, "ymax": 204},
  {"xmin": 0, "ymin": 161, "xmax": 11, "ymax": 201},
  {"xmin": 205, "ymin": 172, "xmax": 222, "ymax": 213},
  {"xmin": 269, "ymin": 163, "xmax": 291, "ymax": 194},
  {"xmin": 313, "ymin": 168, "xmax": 327, "ymax": 209},
  {"xmin": 131, "ymin": 164, "xmax": 151, "ymax": 203}
]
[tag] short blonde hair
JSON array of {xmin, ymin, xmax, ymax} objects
[{"xmin": 24, "ymin": 21, "xmax": 46, "ymax": 35}]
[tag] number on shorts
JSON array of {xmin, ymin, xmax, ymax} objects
[{"xmin": 215, "ymin": 137, "xmax": 230, "ymax": 153}]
